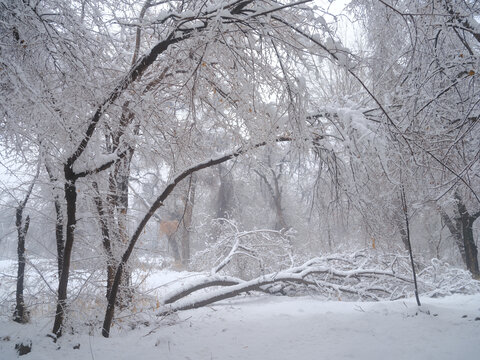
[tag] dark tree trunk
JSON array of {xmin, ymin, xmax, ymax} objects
[
  {"xmin": 13, "ymin": 168, "xmax": 37, "ymax": 323},
  {"xmin": 438, "ymin": 193, "xmax": 479, "ymax": 278},
  {"xmin": 455, "ymin": 193, "xmax": 479, "ymax": 278},
  {"xmin": 438, "ymin": 206, "xmax": 466, "ymax": 263},
  {"xmin": 52, "ymin": 167, "xmax": 77, "ymax": 337},
  {"xmin": 13, "ymin": 210, "xmax": 30, "ymax": 323},
  {"xmin": 463, "ymin": 220, "xmax": 479, "ymax": 277},
  {"xmin": 53, "ymin": 200, "xmax": 65, "ymax": 277},
  {"xmin": 92, "ymin": 182, "xmax": 116, "ymax": 299},
  {"xmin": 45, "ymin": 163, "xmax": 65, "ymax": 278},
  {"xmin": 400, "ymin": 187, "xmax": 421, "ymax": 306}
]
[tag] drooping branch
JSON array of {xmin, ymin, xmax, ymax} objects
[
  {"xmin": 272, "ymin": 16, "xmax": 480, "ymax": 205},
  {"xmin": 121, "ymin": 136, "xmax": 293, "ymax": 269},
  {"xmin": 67, "ymin": 0, "xmax": 295, "ymax": 169},
  {"xmin": 211, "ymin": 231, "xmax": 242, "ymax": 275}
]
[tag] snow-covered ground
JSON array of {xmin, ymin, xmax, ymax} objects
[
  {"xmin": 1, "ymin": 293, "xmax": 479, "ymax": 359},
  {"xmin": 1, "ymin": 258, "xmax": 479, "ymax": 359}
]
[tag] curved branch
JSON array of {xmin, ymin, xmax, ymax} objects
[
  {"xmin": 102, "ymin": 136, "xmax": 293, "ymax": 337},
  {"xmin": 163, "ymin": 275, "xmax": 242, "ymax": 304},
  {"xmin": 67, "ymin": 30, "xmax": 189, "ymax": 167}
]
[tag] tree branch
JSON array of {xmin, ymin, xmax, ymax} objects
[
  {"xmin": 102, "ymin": 136, "xmax": 294, "ymax": 337},
  {"xmin": 158, "ymin": 262, "xmax": 412, "ymax": 315},
  {"xmin": 67, "ymin": 30, "xmax": 189, "ymax": 167}
]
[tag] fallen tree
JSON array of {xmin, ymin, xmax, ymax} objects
[
  {"xmin": 157, "ymin": 249, "xmax": 480, "ymax": 317},
  {"xmin": 159, "ymin": 262, "xmax": 408, "ymax": 316}
]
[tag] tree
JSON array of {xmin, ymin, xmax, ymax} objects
[
  {"xmin": 254, "ymin": 152, "xmax": 290, "ymax": 231},
  {"xmin": 2, "ymin": 0, "xmax": 478, "ymax": 343},
  {"xmin": 1, "ymin": 0, "xmax": 335, "ymax": 337},
  {"xmin": 347, "ymin": 0, "xmax": 480, "ymax": 268},
  {"xmin": 439, "ymin": 192, "xmax": 480, "ymax": 277},
  {"xmin": 178, "ymin": 174, "xmax": 197, "ymax": 267},
  {"xmin": 13, "ymin": 167, "xmax": 39, "ymax": 323}
]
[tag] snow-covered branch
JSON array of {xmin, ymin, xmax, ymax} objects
[{"xmin": 157, "ymin": 250, "xmax": 480, "ymax": 316}]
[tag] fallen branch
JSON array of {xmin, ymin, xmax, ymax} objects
[
  {"xmin": 157, "ymin": 260, "xmax": 412, "ymax": 316},
  {"xmin": 163, "ymin": 275, "xmax": 242, "ymax": 305}
]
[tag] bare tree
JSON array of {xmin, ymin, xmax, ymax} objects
[{"xmin": 13, "ymin": 166, "xmax": 39, "ymax": 323}]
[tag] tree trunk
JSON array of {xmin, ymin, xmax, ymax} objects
[
  {"xmin": 94, "ymin": 177, "xmax": 133, "ymax": 306},
  {"xmin": 440, "ymin": 193, "xmax": 479, "ymax": 278},
  {"xmin": 216, "ymin": 165, "xmax": 234, "ymax": 219},
  {"xmin": 114, "ymin": 158, "xmax": 134, "ymax": 307},
  {"xmin": 462, "ymin": 219, "xmax": 479, "ymax": 277},
  {"xmin": 13, "ymin": 167, "xmax": 38, "ymax": 323},
  {"xmin": 255, "ymin": 166, "xmax": 289, "ymax": 231},
  {"xmin": 53, "ymin": 200, "xmax": 64, "ymax": 277},
  {"xmin": 271, "ymin": 169, "xmax": 288, "ymax": 231},
  {"xmin": 168, "ymin": 233, "xmax": 181, "ymax": 262},
  {"xmin": 92, "ymin": 182, "xmax": 116, "ymax": 299},
  {"xmin": 455, "ymin": 194, "xmax": 479, "ymax": 278},
  {"xmin": 45, "ymin": 163, "xmax": 64, "ymax": 278},
  {"xmin": 438, "ymin": 206, "xmax": 465, "ymax": 263},
  {"xmin": 179, "ymin": 175, "xmax": 196, "ymax": 268},
  {"xmin": 394, "ymin": 205, "xmax": 410, "ymax": 251},
  {"xmin": 52, "ymin": 167, "xmax": 77, "ymax": 337},
  {"xmin": 13, "ymin": 210, "xmax": 30, "ymax": 323},
  {"xmin": 400, "ymin": 187, "xmax": 421, "ymax": 306}
]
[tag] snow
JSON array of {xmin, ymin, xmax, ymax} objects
[
  {"xmin": 1, "ymin": 259, "xmax": 479, "ymax": 359},
  {"xmin": 1, "ymin": 291, "xmax": 479, "ymax": 359},
  {"xmin": 72, "ymin": 151, "xmax": 119, "ymax": 175}
]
